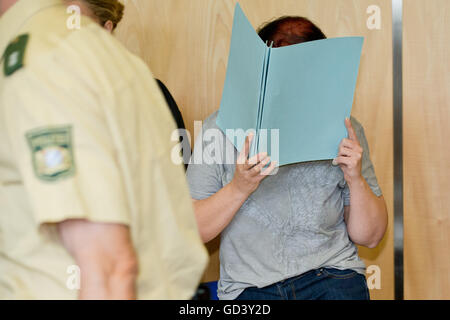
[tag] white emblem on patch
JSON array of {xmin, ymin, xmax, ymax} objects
[
  {"xmin": 8, "ymin": 51, "xmax": 19, "ymax": 68},
  {"xmin": 45, "ymin": 148, "xmax": 64, "ymax": 168},
  {"xmin": 35, "ymin": 146, "xmax": 71, "ymax": 177}
]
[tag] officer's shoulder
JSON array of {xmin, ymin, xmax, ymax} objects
[{"xmin": 2, "ymin": 10, "xmax": 79, "ymax": 77}]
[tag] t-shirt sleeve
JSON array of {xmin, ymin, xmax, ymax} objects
[
  {"xmin": 343, "ymin": 119, "xmax": 383, "ymax": 206},
  {"xmin": 3, "ymin": 60, "xmax": 131, "ymax": 227},
  {"xmin": 186, "ymin": 123, "xmax": 224, "ymax": 200}
]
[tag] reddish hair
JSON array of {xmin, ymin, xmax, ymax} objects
[{"xmin": 257, "ymin": 16, "xmax": 326, "ymax": 47}]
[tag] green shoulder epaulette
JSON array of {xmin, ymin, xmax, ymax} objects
[{"xmin": 3, "ymin": 34, "xmax": 29, "ymax": 76}]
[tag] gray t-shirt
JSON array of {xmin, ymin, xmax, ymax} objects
[{"xmin": 186, "ymin": 111, "xmax": 382, "ymax": 300}]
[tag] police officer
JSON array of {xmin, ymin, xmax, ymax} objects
[{"xmin": 0, "ymin": 0, "xmax": 208, "ymax": 299}]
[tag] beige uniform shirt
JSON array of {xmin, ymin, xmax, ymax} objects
[{"xmin": 0, "ymin": 0, "xmax": 207, "ymax": 299}]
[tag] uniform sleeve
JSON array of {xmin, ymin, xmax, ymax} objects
[
  {"xmin": 3, "ymin": 63, "xmax": 131, "ymax": 227},
  {"xmin": 342, "ymin": 119, "xmax": 383, "ymax": 206},
  {"xmin": 186, "ymin": 125, "xmax": 224, "ymax": 200}
]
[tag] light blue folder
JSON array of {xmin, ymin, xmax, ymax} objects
[{"xmin": 216, "ymin": 3, "xmax": 364, "ymax": 166}]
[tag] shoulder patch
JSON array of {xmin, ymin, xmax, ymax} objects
[
  {"xmin": 3, "ymin": 34, "xmax": 29, "ymax": 76},
  {"xmin": 26, "ymin": 125, "xmax": 76, "ymax": 182}
]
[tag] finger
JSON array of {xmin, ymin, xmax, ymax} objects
[
  {"xmin": 333, "ymin": 156, "xmax": 352, "ymax": 167},
  {"xmin": 337, "ymin": 147, "xmax": 353, "ymax": 158},
  {"xmin": 250, "ymin": 156, "xmax": 271, "ymax": 176},
  {"xmin": 337, "ymin": 152, "xmax": 362, "ymax": 167},
  {"xmin": 345, "ymin": 149, "xmax": 362, "ymax": 161},
  {"xmin": 248, "ymin": 152, "xmax": 268, "ymax": 167},
  {"xmin": 339, "ymin": 137, "xmax": 362, "ymax": 154},
  {"xmin": 339, "ymin": 138, "xmax": 353, "ymax": 149},
  {"xmin": 237, "ymin": 133, "xmax": 254, "ymax": 165},
  {"xmin": 334, "ymin": 156, "xmax": 360, "ymax": 169},
  {"xmin": 345, "ymin": 117, "xmax": 359, "ymax": 142},
  {"xmin": 260, "ymin": 161, "xmax": 278, "ymax": 177},
  {"xmin": 337, "ymin": 146, "xmax": 362, "ymax": 158}
]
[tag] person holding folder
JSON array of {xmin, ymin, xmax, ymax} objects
[{"xmin": 187, "ymin": 16, "xmax": 388, "ymax": 300}]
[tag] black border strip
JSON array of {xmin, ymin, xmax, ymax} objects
[{"xmin": 392, "ymin": 0, "xmax": 404, "ymax": 300}]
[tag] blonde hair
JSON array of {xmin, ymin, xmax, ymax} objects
[{"xmin": 82, "ymin": 0, "xmax": 124, "ymax": 30}]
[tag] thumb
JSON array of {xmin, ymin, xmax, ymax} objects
[{"xmin": 345, "ymin": 117, "xmax": 358, "ymax": 142}]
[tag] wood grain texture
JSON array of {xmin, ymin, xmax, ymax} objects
[
  {"xmin": 403, "ymin": 0, "xmax": 450, "ymax": 300},
  {"xmin": 115, "ymin": 0, "xmax": 394, "ymax": 299}
]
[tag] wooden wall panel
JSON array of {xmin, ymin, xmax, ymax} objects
[
  {"xmin": 403, "ymin": 0, "xmax": 450, "ymax": 300},
  {"xmin": 115, "ymin": 0, "xmax": 394, "ymax": 299}
]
